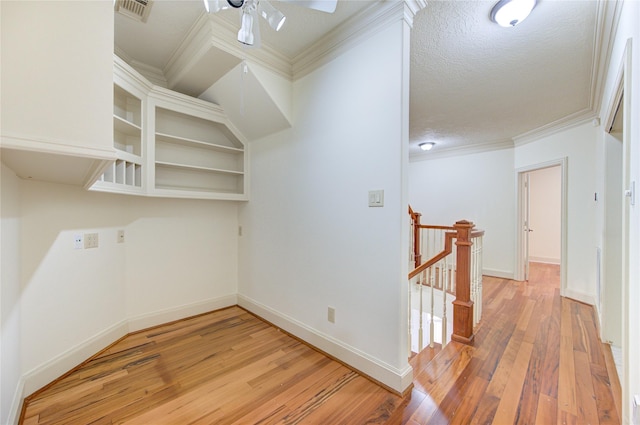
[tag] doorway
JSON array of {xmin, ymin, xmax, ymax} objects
[{"xmin": 516, "ymin": 159, "xmax": 567, "ymax": 291}]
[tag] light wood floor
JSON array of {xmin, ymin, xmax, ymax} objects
[{"xmin": 21, "ymin": 263, "xmax": 621, "ymax": 424}]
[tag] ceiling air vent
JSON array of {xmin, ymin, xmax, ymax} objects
[{"xmin": 115, "ymin": 0, "xmax": 153, "ymax": 23}]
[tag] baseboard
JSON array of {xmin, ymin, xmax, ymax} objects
[
  {"xmin": 562, "ymin": 287, "xmax": 596, "ymax": 306},
  {"xmin": 14, "ymin": 295, "xmax": 238, "ymax": 425},
  {"xmin": 7, "ymin": 377, "xmax": 25, "ymax": 425},
  {"xmin": 16, "ymin": 317, "xmax": 129, "ymax": 425},
  {"xmin": 237, "ymin": 294, "xmax": 414, "ymax": 395},
  {"xmin": 127, "ymin": 294, "xmax": 238, "ymax": 332},
  {"xmin": 483, "ymin": 269, "xmax": 515, "ymax": 279},
  {"xmin": 529, "ymin": 256, "xmax": 561, "ymax": 265}
]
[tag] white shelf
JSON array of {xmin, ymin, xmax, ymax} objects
[
  {"xmin": 155, "ymin": 132, "xmax": 243, "ymax": 154},
  {"xmin": 114, "ymin": 115, "xmax": 141, "ymax": 136},
  {"xmin": 91, "ymin": 57, "xmax": 248, "ymax": 200},
  {"xmin": 153, "ymin": 104, "xmax": 246, "ymax": 196},
  {"xmin": 155, "ymin": 161, "xmax": 243, "ymax": 175},
  {"xmin": 115, "ymin": 150, "xmax": 142, "ymax": 164}
]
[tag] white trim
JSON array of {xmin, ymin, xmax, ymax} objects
[
  {"xmin": 483, "ymin": 269, "xmax": 515, "ymax": 280},
  {"xmin": 21, "ymin": 320, "xmax": 129, "ymax": 397},
  {"xmin": 590, "ymin": 0, "xmax": 624, "ymax": 116},
  {"xmin": 0, "ymin": 133, "xmax": 117, "ymax": 160},
  {"xmin": 411, "ymin": 139, "xmax": 513, "ymax": 162},
  {"xmin": 515, "ymin": 159, "xmax": 568, "ymax": 299},
  {"xmin": 529, "ymin": 257, "xmax": 561, "ymax": 265},
  {"xmin": 512, "ymin": 109, "xmax": 596, "ymax": 147},
  {"xmin": 238, "ymin": 294, "xmax": 414, "ymax": 394},
  {"xmin": 7, "ymin": 378, "xmax": 25, "ymax": 425},
  {"xmin": 563, "ymin": 288, "xmax": 597, "ymax": 307},
  {"xmin": 293, "ymin": 1, "xmax": 425, "ymax": 80},
  {"xmin": 127, "ymin": 295, "xmax": 238, "ymax": 332}
]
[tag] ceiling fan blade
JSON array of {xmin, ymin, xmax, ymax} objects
[
  {"xmin": 204, "ymin": 0, "xmax": 230, "ymax": 13},
  {"xmin": 278, "ymin": 0, "xmax": 337, "ymax": 14}
]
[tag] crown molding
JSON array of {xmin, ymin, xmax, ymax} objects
[
  {"xmin": 410, "ymin": 139, "xmax": 514, "ymax": 162},
  {"xmin": 404, "ymin": 0, "xmax": 428, "ymax": 28},
  {"xmin": 512, "ymin": 108, "xmax": 597, "ymax": 146},
  {"xmin": 589, "ymin": 0, "xmax": 623, "ymax": 116},
  {"xmin": 114, "ymin": 47, "xmax": 168, "ymax": 88},
  {"xmin": 164, "ymin": 12, "xmax": 293, "ymax": 86},
  {"xmin": 292, "ymin": 0, "xmax": 426, "ymax": 79}
]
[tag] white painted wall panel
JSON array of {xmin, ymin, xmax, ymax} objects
[
  {"xmin": 408, "ymin": 148, "xmax": 516, "ymax": 278},
  {"xmin": 1, "ymin": 164, "xmax": 22, "ymax": 425},
  {"xmin": 238, "ymin": 21, "xmax": 411, "ymax": 390},
  {"xmin": 17, "ymin": 181, "xmax": 238, "ymax": 396},
  {"xmin": 514, "ymin": 122, "xmax": 598, "ymax": 301},
  {"xmin": 0, "ymin": 1, "xmax": 112, "ymax": 151}
]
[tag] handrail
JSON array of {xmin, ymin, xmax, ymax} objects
[
  {"xmin": 416, "ymin": 224, "xmax": 455, "ymax": 231},
  {"xmin": 408, "ymin": 231, "xmax": 455, "ymax": 279},
  {"xmin": 407, "ymin": 209, "xmax": 483, "ymax": 349}
]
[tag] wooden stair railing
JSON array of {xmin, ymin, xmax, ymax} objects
[{"xmin": 408, "ymin": 207, "xmax": 480, "ymax": 347}]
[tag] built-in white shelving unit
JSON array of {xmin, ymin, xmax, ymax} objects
[
  {"xmin": 91, "ymin": 56, "xmax": 248, "ymax": 200},
  {"xmin": 152, "ymin": 106, "xmax": 245, "ymax": 196}
]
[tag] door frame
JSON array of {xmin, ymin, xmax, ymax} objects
[{"xmin": 515, "ymin": 158, "xmax": 568, "ymax": 296}]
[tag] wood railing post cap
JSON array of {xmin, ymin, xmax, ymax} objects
[{"xmin": 454, "ymin": 220, "xmax": 475, "ymax": 227}]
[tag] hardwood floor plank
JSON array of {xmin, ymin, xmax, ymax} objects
[
  {"xmin": 603, "ymin": 343, "xmax": 622, "ymax": 420},
  {"xmin": 535, "ymin": 391, "xmax": 558, "ymax": 425},
  {"xmin": 20, "ymin": 264, "xmax": 621, "ymax": 425},
  {"xmin": 574, "ymin": 350, "xmax": 600, "ymax": 424},
  {"xmin": 558, "ymin": 300, "xmax": 578, "ymax": 419},
  {"xmin": 490, "ymin": 341, "xmax": 534, "ymax": 425},
  {"xmin": 591, "ymin": 362, "xmax": 621, "ymax": 424}
]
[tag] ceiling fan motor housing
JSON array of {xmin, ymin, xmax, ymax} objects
[{"xmin": 227, "ymin": 0, "xmax": 244, "ymax": 8}]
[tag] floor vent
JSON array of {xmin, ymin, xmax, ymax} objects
[{"xmin": 115, "ymin": 0, "xmax": 153, "ymax": 23}]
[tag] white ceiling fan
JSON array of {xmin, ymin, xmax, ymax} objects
[{"xmin": 203, "ymin": 0, "xmax": 338, "ymax": 46}]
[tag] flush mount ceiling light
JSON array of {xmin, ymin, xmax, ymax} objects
[
  {"xmin": 204, "ymin": 0, "xmax": 336, "ymax": 47},
  {"xmin": 419, "ymin": 142, "xmax": 435, "ymax": 151},
  {"xmin": 490, "ymin": 0, "xmax": 537, "ymax": 27}
]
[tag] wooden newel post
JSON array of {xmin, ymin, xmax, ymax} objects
[
  {"xmin": 452, "ymin": 220, "xmax": 475, "ymax": 344},
  {"xmin": 413, "ymin": 211, "xmax": 422, "ymax": 268}
]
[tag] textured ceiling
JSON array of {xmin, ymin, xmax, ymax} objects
[
  {"xmin": 115, "ymin": 0, "xmax": 599, "ymax": 156},
  {"xmin": 409, "ymin": 0, "xmax": 597, "ymax": 156}
]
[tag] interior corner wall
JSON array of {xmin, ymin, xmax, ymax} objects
[
  {"xmin": 1, "ymin": 163, "xmax": 22, "ymax": 425},
  {"xmin": 528, "ymin": 166, "xmax": 562, "ymax": 264},
  {"xmin": 16, "ymin": 179, "xmax": 239, "ymax": 400},
  {"xmin": 596, "ymin": 1, "xmax": 640, "ymax": 421},
  {"xmin": 408, "ymin": 148, "xmax": 516, "ymax": 278},
  {"xmin": 514, "ymin": 121, "xmax": 598, "ymax": 303},
  {"xmin": 238, "ymin": 21, "xmax": 410, "ymax": 390}
]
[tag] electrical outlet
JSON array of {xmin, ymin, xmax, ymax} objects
[
  {"xmin": 73, "ymin": 233, "xmax": 83, "ymax": 250},
  {"xmin": 117, "ymin": 230, "xmax": 125, "ymax": 243},
  {"xmin": 328, "ymin": 307, "xmax": 335, "ymax": 323},
  {"xmin": 84, "ymin": 233, "xmax": 99, "ymax": 249}
]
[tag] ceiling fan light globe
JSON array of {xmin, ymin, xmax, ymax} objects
[
  {"xmin": 259, "ymin": 0, "xmax": 287, "ymax": 31},
  {"xmin": 237, "ymin": 9, "xmax": 255, "ymax": 45},
  {"xmin": 490, "ymin": 0, "xmax": 536, "ymax": 27}
]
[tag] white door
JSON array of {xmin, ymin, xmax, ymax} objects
[{"xmin": 523, "ymin": 172, "xmax": 531, "ymax": 281}]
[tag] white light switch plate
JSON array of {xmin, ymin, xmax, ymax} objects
[{"xmin": 368, "ymin": 190, "xmax": 384, "ymax": 207}]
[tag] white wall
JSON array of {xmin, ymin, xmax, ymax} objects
[
  {"xmin": 7, "ymin": 176, "xmax": 239, "ymax": 418},
  {"xmin": 0, "ymin": 1, "xmax": 112, "ymax": 153},
  {"xmin": 409, "ymin": 148, "xmax": 516, "ymax": 278},
  {"xmin": 601, "ymin": 131, "xmax": 622, "ymax": 346},
  {"xmin": 595, "ymin": 1, "xmax": 640, "ymax": 421},
  {"xmin": 514, "ymin": 122, "xmax": 598, "ymax": 303},
  {"xmin": 0, "ymin": 164, "xmax": 22, "ymax": 425},
  {"xmin": 528, "ymin": 166, "xmax": 562, "ymax": 264},
  {"xmin": 238, "ymin": 18, "xmax": 412, "ymax": 392}
]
